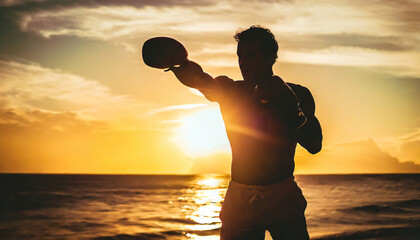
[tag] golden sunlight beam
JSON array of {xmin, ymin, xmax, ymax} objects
[{"xmin": 172, "ymin": 107, "xmax": 230, "ymax": 158}]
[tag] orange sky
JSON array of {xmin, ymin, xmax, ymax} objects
[{"xmin": 0, "ymin": 0, "xmax": 419, "ymax": 174}]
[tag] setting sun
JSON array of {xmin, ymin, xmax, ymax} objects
[{"xmin": 172, "ymin": 107, "xmax": 231, "ymax": 158}]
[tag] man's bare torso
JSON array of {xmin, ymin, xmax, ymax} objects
[{"xmin": 215, "ymin": 80, "xmax": 310, "ymax": 185}]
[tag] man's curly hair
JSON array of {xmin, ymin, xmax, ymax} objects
[{"xmin": 234, "ymin": 25, "xmax": 278, "ymax": 65}]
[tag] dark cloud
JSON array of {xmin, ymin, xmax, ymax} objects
[
  {"xmin": 0, "ymin": 20, "xmax": 155, "ymax": 103},
  {"xmin": 0, "ymin": 20, "xmax": 129, "ymax": 87},
  {"xmin": 1, "ymin": 0, "xmax": 214, "ymax": 11},
  {"xmin": 378, "ymin": 0, "xmax": 420, "ymax": 33},
  {"xmin": 0, "ymin": 0, "xmax": 215, "ymax": 68}
]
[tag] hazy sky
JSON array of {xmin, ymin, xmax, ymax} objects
[{"xmin": 1, "ymin": 0, "xmax": 420, "ymax": 174}]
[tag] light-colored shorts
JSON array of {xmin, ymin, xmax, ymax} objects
[{"xmin": 220, "ymin": 177, "xmax": 309, "ymax": 240}]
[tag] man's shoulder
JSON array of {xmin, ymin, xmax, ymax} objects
[
  {"xmin": 232, "ymin": 79, "xmax": 245, "ymax": 85},
  {"xmin": 286, "ymin": 82, "xmax": 313, "ymax": 98},
  {"xmin": 285, "ymin": 81, "xmax": 315, "ymax": 114},
  {"xmin": 225, "ymin": 79, "xmax": 247, "ymax": 90},
  {"xmin": 201, "ymin": 76, "xmax": 238, "ymax": 102},
  {"xmin": 215, "ymin": 75, "xmax": 235, "ymax": 83},
  {"xmin": 286, "ymin": 82, "xmax": 309, "ymax": 93},
  {"xmin": 271, "ymin": 76, "xmax": 309, "ymax": 93}
]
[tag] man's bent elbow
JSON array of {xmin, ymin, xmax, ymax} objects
[
  {"xmin": 301, "ymin": 135, "xmax": 322, "ymax": 154},
  {"xmin": 307, "ymin": 141, "xmax": 322, "ymax": 154}
]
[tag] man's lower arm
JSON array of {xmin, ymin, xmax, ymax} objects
[
  {"xmin": 171, "ymin": 60, "xmax": 214, "ymax": 89},
  {"xmin": 296, "ymin": 115, "xmax": 322, "ymax": 154}
]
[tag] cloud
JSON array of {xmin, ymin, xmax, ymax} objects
[
  {"xmin": 6, "ymin": 0, "xmax": 418, "ymax": 77},
  {"xmin": 144, "ymin": 103, "xmax": 211, "ymax": 130},
  {"xmin": 368, "ymin": 0, "xmax": 420, "ymax": 33},
  {"xmin": 0, "ymin": 0, "xmax": 43, "ymax": 7},
  {"xmin": 1, "ymin": 0, "xmax": 420, "ymax": 174},
  {"xmin": 188, "ymin": 136, "xmax": 420, "ymax": 174},
  {"xmin": 0, "ymin": 107, "xmax": 102, "ymax": 132},
  {"xmin": 16, "ymin": 5, "xmax": 236, "ymax": 42},
  {"xmin": 9, "ymin": 2, "xmax": 346, "ymax": 40},
  {"xmin": 0, "ymin": 55, "xmax": 220, "ymax": 132},
  {"xmin": 147, "ymin": 103, "xmax": 207, "ymax": 117},
  {"xmin": 0, "ymin": 60, "xmax": 202, "ymax": 174},
  {"xmin": 295, "ymin": 139, "xmax": 420, "ymax": 173},
  {"xmin": 376, "ymin": 129, "xmax": 420, "ymax": 165},
  {"xmin": 0, "ymin": 58, "xmax": 153, "ymax": 130},
  {"xmin": 399, "ymin": 140, "xmax": 420, "ymax": 164},
  {"xmin": 7, "ymin": 0, "xmax": 420, "ymax": 41},
  {"xmin": 279, "ymin": 46, "xmax": 420, "ymax": 76},
  {"xmin": 0, "ymin": 117, "xmax": 194, "ymax": 174},
  {"xmin": 281, "ymin": 34, "xmax": 412, "ymax": 52},
  {"xmin": 0, "ymin": 0, "xmax": 214, "ymax": 8},
  {"xmin": 399, "ymin": 129, "xmax": 420, "ymax": 142}
]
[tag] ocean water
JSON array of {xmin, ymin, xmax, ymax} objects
[{"xmin": 0, "ymin": 174, "xmax": 419, "ymax": 240}]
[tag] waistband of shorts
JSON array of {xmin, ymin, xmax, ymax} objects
[{"xmin": 229, "ymin": 176, "xmax": 295, "ymax": 191}]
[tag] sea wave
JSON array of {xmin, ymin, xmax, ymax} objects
[
  {"xmin": 62, "ymin": 221, "xmax": 109, "ymax": 232},
  {"xmin": 313, "ymin": 226, "xmax": 420, "ymax": 240},
  {"xmin": 343, "ymin": 198, "xmax": 420, "ymax": 214},
  {"xmin": 92, "ymin": 228, "xmax": 220, "ymax": 240},
  {"xmin": 93, "ymin": 230, "xmax": 185, "ymax": 240},
  {"xmin": 344, "ymin": 204, "xmax": 408, "ymax": 214},
  {"xmin": 393, "ymin": 199, "xmax": 420, "ymax": 208},
  {"xmin": 150, "ymin": 217, "xmax": 198, "ymax": 225}
]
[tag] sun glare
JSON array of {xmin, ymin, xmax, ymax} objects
[
  {"xmin": 197, "ymin": 178, "xmax": 222, "ymax": 189},
  {"xmin": 172, "ymin": 107, "xmax": 230, "ymax": 158}
]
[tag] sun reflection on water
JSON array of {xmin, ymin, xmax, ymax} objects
[
  {"xmin": 196, "ymin": 178, "xmax": 222, "ymax": 188},
  {"xmin": 184, "ymin": 175, "xmax": 228, "ymax": 239},
  {"xmin": 187, "ymin": 234, "xmax": 220, "ymax": 240}
]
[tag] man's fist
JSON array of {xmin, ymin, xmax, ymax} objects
[{"xmin": 142, "ymin": 37, "xmax": 188, "ymax": 69}]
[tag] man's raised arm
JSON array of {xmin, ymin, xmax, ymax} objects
[
  {"xmin": 169, "ymin": 60, "xmax": 216, "ymax": 90},
  {"xmin": 142, "ymin": 37, "xmax": 225, "ymax": 95}
]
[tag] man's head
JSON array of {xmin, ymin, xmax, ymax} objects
[{"xmin": 234, "ymin": 25, "xmax": 278, "ymax": 85}]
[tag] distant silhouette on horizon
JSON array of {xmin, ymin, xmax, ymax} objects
[{"xmin": 143, "ymin": 25, "xmax": 323, "ymax": 240}]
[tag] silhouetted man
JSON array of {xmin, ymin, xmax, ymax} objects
[{"xmin": 144, "ymin": 25, "xmax": 322, "ymax": 239}]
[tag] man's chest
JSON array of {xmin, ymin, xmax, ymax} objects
[{"xmin": 220, "ymin": 94, "xmax": 288, "ymax": 134}]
